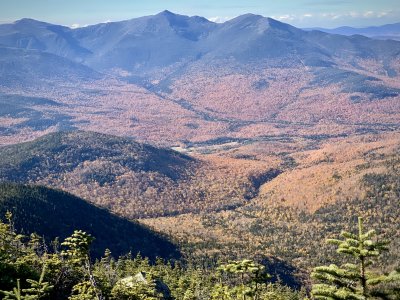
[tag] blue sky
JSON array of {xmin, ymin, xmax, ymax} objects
[{"xmin": 0, "ymin": 0, "xmax": 399, "ymax": 28}]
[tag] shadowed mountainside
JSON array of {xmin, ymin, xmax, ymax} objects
[{"xmin": 0, "ymin": 182, "xmax": 180, "ymax": 259}]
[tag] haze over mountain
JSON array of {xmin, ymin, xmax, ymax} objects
[
  {"xmin": 0, "ymin": 11, "xmax": 400, "ymax": 147},
  {"xmin": 307, "ymin": 22, "xmax": 400, "ymax": 41},
  {"xmin": 1, "ymin": 11, "xmax": 399, "ymax": 78}
]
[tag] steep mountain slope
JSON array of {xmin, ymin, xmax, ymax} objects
[
  {"xmin": 0, "ymin": 182, "xmax": 180, "ymax": 259},
  {"xmin": 74, "ymin": 10, "xmax": 217, "ymax": 74},
  {"xmin": 0, "ymin": 46, "xmax": 101, "ymax": 88},
  {"xmin": 0, "ymin": 18, "xmax": 90, "ymax": 61}
]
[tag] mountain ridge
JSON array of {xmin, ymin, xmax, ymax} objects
[
  {"xmin": 305, "ymin": 22, "xmax": 400, "ymax": 41},
  {"xmin": 2, "ymin": 11, "xmax": 399, "ymax": 76},
  {"xmin": 0, "ymin": 182, "xmax": 180, "ymax": 259},
  {"xmin": 0, "ymin": 11, "xmax": 400, "ymax": 147}
]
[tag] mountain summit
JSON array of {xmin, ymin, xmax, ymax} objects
[
  {"xmin": 0, "ymin": 11, "xmax": 399, "ymax": 76},
  {"xmin": 0, "ymin": 11, "xmax": 399, "ymax": 143}
]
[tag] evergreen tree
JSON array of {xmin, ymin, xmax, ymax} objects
[
  {"xmin": 1, "ymin": 264, "xmax": 53, "ymax": 300},
  {"xmin": 216, "ymin": 259, "xmax": 271, "ymax": 300},
  {"xmin": 110, "ymin": 272, "xmax": 164, "ymax": 300},
  {"xmin": 61, "ymin": 231, "xmax": 94, "ymax": 266},
  {"xmin": 370, "ymin": 268, "xmax": 400, "ymax": 300},
  {"xmin": 61, "ymin": 230, "xmax": 103, "ymax": 300},
  {"xmin": 311, "ymin": 217, "xmax": 390, "ymax": 299}
]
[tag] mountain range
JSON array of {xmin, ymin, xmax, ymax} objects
[
  {"xmin": 306, "ymin": 22, "xmax": 400, "ymax": 41},
  {"xmin": 1, "ymin": 11, "xmax": 399, "ymax": 79},
  {"xmin": 0, "ymin": 11, "xmax": 399, "ymax": 148}
]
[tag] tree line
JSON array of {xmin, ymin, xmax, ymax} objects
[{"xmin": 1, "ymin": 212, "xmax": 399, "ymax": 299}]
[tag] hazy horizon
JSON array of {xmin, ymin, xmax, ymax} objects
[{"xmin": 0, "ymin": 0, "xmax": 399, "ymax": 29}]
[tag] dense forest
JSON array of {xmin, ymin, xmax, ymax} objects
[
  {"xmin": 0, "ymin": 183, "xmax": 179, "ymax": 259},
  {"xmin": 1, "ymin": 209, "xmax": 399, "ymax": 299},
  {"xmin": 0, "ymin": 132, "xmax": 399, "ymax": 272},
  {"xmin": 0, "ymin": 131, "xmax": 272, "ymax": 218},
  {"xmin": 142, "ymin": 137, "xmax": 400, "ymax": 273}
]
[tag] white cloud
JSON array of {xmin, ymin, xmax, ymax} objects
[
  {"xmin": 349, "ymin": 12, "xmax": 359, "ymax": 18},
  {"xmin": 377, "ymin": 12, "xmax": 389, "ymax": 18},
  {"xmin": 207, "ymin": 16, "xmax": 232, "ymax": 23},
  {"xmin": 70, "ymin": 23, "xmax": 80, "ymax": 29},
  {"xmin": 273, "ymin": 14, "xmax": 296, "ymax": 21},
  {"xmin": 363, "ymin": 11, "xmax": 374, "ymax": 17},
  {"xmin": 311, "ymin": 11, "xmax": 391, "ymax": 21}
]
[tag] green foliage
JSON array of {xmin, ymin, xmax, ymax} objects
[
  {"xmin": 3, "ymin": 211, "xmax": 379, "ymax": 300},
  {"xmin": 111, "ymin": 273, "xmax": 164, "ymax": 300},
  {"xmin": 1, "ymin": 264, "xmax": 53, "ymax": 300},
  {"xmin": 215, "ymin": 259, "xmax": 271, "ymax": 299},
  {"xmin": 211, "ymin": 283, "xmax": 232, "ymax": 300},
  {"xmin": 1, "ymin": 279, "xmax": 23, "ymax": 300},
  {"xmin": 0, "ymin": 212, "xmax": 39, "ymax": 293},
  {"xmin": 311, "ymin": 217, "xmax": 394, "ymax": 300},
  {"xmin": 68, "ymin": 281, "xmax": 98, "ymax": 300},
  {"xmin": 61, "ymin": 230, "xmax": 94, "ymax": 265},
  {"xmin": 22, "ymin": 264, "xmax": 54, "ymax": 300}
]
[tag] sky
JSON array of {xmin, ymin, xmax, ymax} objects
[{"xmin": 0, "ymin": 0, "xmax": 399, "ymax": 28}]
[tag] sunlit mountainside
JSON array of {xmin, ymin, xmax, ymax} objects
[
  {"xmin": 0, "ymin": 9, "xmax": 399, "ymax": 300},
  {"xmin": 0, "ymin": 11, "xmax": 399, "ymax": 146}
]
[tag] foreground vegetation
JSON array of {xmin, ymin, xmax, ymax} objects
[
  {"xmin": 0, "ymin": 213, "xmax": 304, "ymax": 299},
  {"xmin": 1, "ymin": 211, "xmax": 399, "ymax": 299}
]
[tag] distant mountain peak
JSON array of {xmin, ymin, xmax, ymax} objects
[
  {"xmin": 229, "ymin": 13, "xmax": 264, "ymax": 23},
  {"xmin": 158, "ymin": 10, "xmax": 175, "ymax": 16},
  {"xmin": 15, "ymin": 18, "xmax": 37, "ymax": 23},
  {"xmin": 219, "ymin": 13, "xmax": 300, "ymax": 36},
  {"xmin": 14, "ymin": 18, "xmax": 49, "ymax": 26},
  {"xmin": 155, "ymin": 10, "xmax": 186, "ymax": 20},
  {"xmin": 266, "ymin": 17, "xmax": 299, "ymax": 31},
  {"xmin": 11, "ymin": 18, "xmax": 71, "ymax": 31},
  {"xmin": 155, "ymin": 10, "xmax": 213, "ymax": 24}
]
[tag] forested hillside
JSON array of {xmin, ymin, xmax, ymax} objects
[
  {"xmin": 0, "ymin": 131, "xmax": 275, "ymax": 218},
  {"xmin": 143, "ymin": 134, "xmax": 400, "ymax": 271},
  {"xmin": 0, "ymin": 10, "xmax": 399, "ymax": 299},
  {"xmin": 0, "ymin": 182, "xmax": 179, "ymax": 259},
  {"xmin": 0, "ymin": 131, "xmax": 398, "ymax": 273},
  {"xmin": 1, "ymin": 12, "xmax": 400, "ymax": 147}
]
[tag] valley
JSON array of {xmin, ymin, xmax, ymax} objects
[
  {"xmin": 0, "ymin": 8, "xmax": 399, "ymax": 299},
  {"xmin": 0, "ymin": 130, "xmax": 398, "ymax": 275}
]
